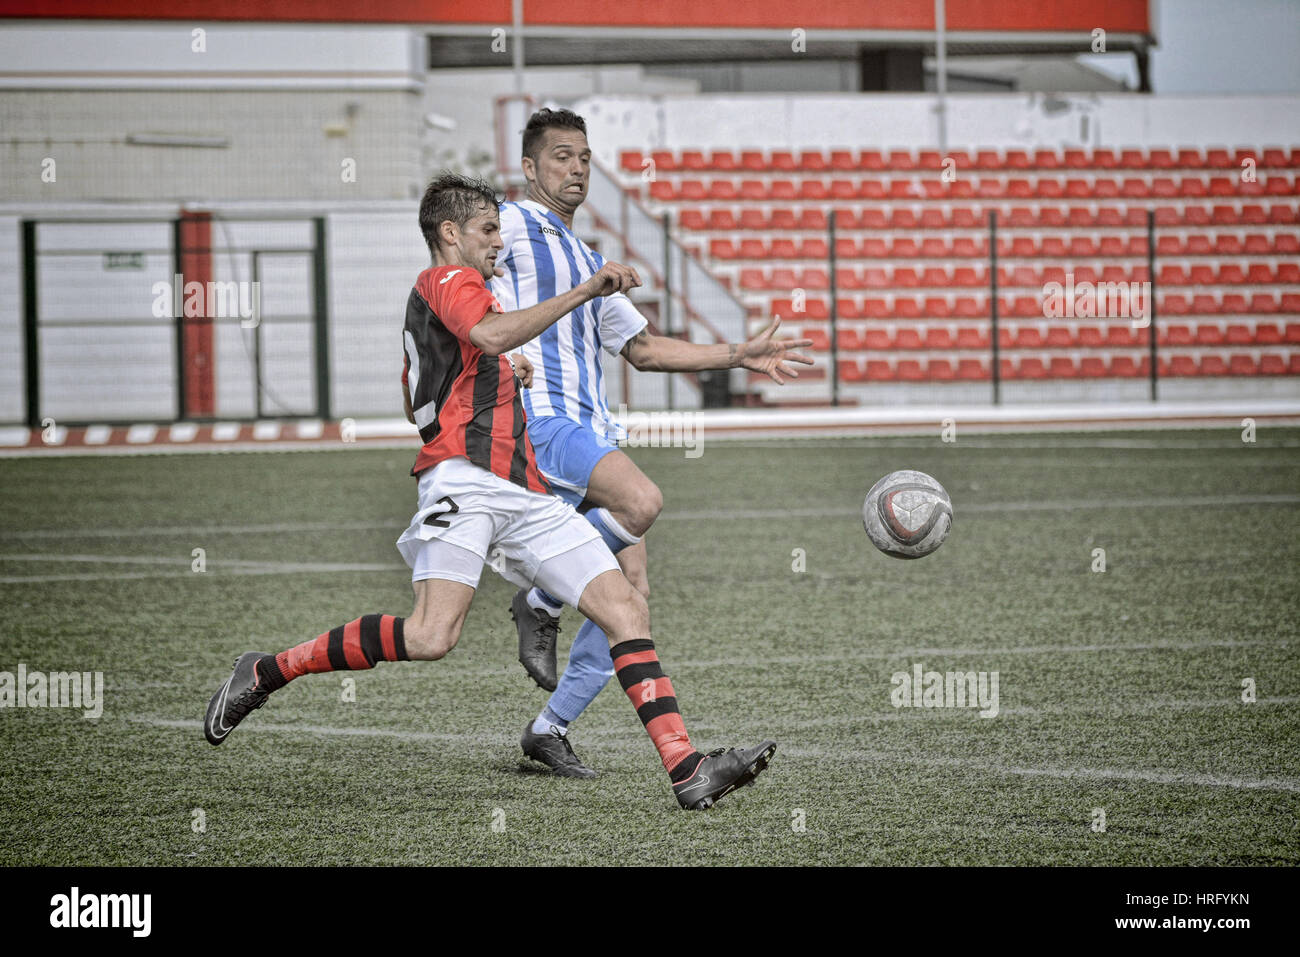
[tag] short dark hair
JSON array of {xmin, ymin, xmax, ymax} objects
[
  {"xmin": 418, "ymin": 172, "xmax": 501, "ymax": 255},
  {"xmin": 521, "ymin": 108, "xmax": 588, "ymax": 161}
]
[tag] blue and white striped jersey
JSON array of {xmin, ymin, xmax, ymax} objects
[{"xmin": 490, "ymin": 199, "xmax": 647, "ymax": 442}]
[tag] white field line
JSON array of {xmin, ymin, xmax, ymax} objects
[
  {"xmin": 131, "ymin": 704, "xmax": 1300, "ymax": 792},
  {"xmin": 3, "ymin": 492, "xmax": 1298, "ymax": 544},
  {"xmin": 0, "ymin": 553, "xmax": 400, "ymax": 583}
]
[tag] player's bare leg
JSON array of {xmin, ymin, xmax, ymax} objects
[
  {"xmin": 204, "ymin": 578, "xmax": 474, "ymax": 745},
  {"xmin": 562, "ymin": 566, "xmax": 776, "ymax": 810},
  {"xmin": 585, "ymin": 449, "xmax": 662, "ymax": 539}
]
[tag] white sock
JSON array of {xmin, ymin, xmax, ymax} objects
[
  {"xmin": 532, "ymin": 711, "xmax": 568, "ymax": 736},
  {"xmin": 527, "ymin": 588, "xmax": 564, "ymax": 616}
]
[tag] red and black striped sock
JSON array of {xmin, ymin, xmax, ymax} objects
[
  {"xmin": 259, "ymin": 615, "xmax": 408, "ymax": 690},
  {"xmin": 610, "ymin": 638, "xmax": 704, "ymax": 783}
]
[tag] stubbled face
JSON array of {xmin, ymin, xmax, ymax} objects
[
  {"xmin": 442, "ymin": 203, "xmax": 503, "ymax": 280},
  {"xmin": 523, "ymin": 127, "xmax": 591, "ymax": 216}
]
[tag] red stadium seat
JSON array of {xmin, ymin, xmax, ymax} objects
[
  {"xmin": 1269, "ymin": 204, "xmax": 1298, "ymax": 224},
  {"xmin": 680, "ymin": 150, "xmax": 708, "ymax": 171},
  {"xmin": 956, "ymin": 327, "xmax": 989, "ymax": 348},
  {"xmin": 1243, "ymin": 233, "xmax": 1271, "ymax": 254},
  {"xmin": 953, "ymin": 297, "xmax": 986, "ymax": 319},
  {"xmin": 1196, "ymin": 323, "xmax": 1225, "ymax": 345},
  {"xmin": 768, "ymin": 208, "xmax": 798, "ymax": 230},
  {"xmin": 708, "ymin": 150, "xmax": 739, "ymax": 171},
  {"xmin": 1190, "ymin": 294, "xmax": 1219, "ymax": 315},
  {"xmin": 797, "ymin": 266, "xmax": 830, "ymax": 288},
  {"xmin": 1161, "ymin": 294, "xmax": 1190, "ymax": 315},
  {"xmin": 1273, "ymin": 234, "xmax": 1300, "ymax": 255},
  {"xmin": 769, "ymin": 180, "xmax": 797, "ymax": 200},
  {"xmin": 859, "ymin": 181, "xmax": 887, "ymax": 200},
  {"xmin": 1161, "ymin": 324, "xmax": 1194, "ymax": 345},
  {"xmin": 739, "ymin": 208, "xmax": 767, "ymax": 230},
  {"xmin": 679, "ymin": 209, "xmax": 707, "ymax": 230},
  {"xmin": 860, "ymin": 238, "xmax": 888, "ymax": 258},
  {"xmin": 1175, "ymin": 147, "xmax": 1204, "ymax": 168},
  {"xmin": 887, "ymin": 149, "xmax": 916, "ymax": 171},
  {"xmin": 1149, "ymin": 149, "xmax": 1176, "ymax": 170},
  {"xmin": 1184, "ymin": 205, "xmax": 1212, "ymax": 226},
  {"xmin": 1180, "ymin": 178, "xmax": 1208, "ymax": 198},
  {"xmin": 893, "ymin": 297, "xmax": 922, "ymax": 320},
  {"xmin": 924, "ymin": 326, "xmax": 954, "ymax": 348},
  {"xmin": 1261, "ymin": 148, "xmax": 1288, "ymax": 169},
  {"xmin": 797, "ymin": 180, "xmax": 828, "ymax": 200},
  {"xmin": 739, "ymin": 180, "xmax": 766, "ymax": 200},
  {"xmin": 797, "ymin": 238, "xmax": 829, "ymax": 260},
  {"xmin": 1046, "ymin": 326, "xmax": 1073, "ymax": 347},
  {"xmin": 804, "ymin": 328, "xmax": 831, "ymax": 351},
  {"xmin": 918, "ymin": 150, "xmax": 945, "ymax": 170},
  {"xmin": 709, "ymin": 239, "xmax": 737, "ymax": 259},
  {"xmin": 1109, "ymin": 356, "xmax": 1146, "ymax": 377},
  {"xmin": 866, "ymin": 359, "xmax": 893, "ymax": 380},
  {"xmin": 650, "ymin": 149, "xmax": 678, "ymax": 172},
  {"xmin": 957, "ymin": 358, "xmax": 990, "ymax": 380},
  {"xmin": 771, "ymin": 151, "xmax": 798, "ymax": 172},
  {"xmin": 1079, "ymin": 356, "xmax": 1108, "ymax": 378},
  {"xmin": 1077, "ymin": 325, "xmax": 1105, "ymax": 347},
  {"xmin": 894, "ymin": 328, "xmax": 923, "ymax": 349},
  {"xmin": 738, "ymin": 268, "xmax": 767, "ymax": 290},
  {"xmin": 1259, "ymin": 354, "xmax": 1287, "ymax": 375},
  {"xmin": 1226, "ymin": 323, "xmax": 1253, "ymax": 344},
  {"xmin": 919, "ymin": 208, "xmax": 947, "ymax": 230},
  {"xmin": 620, "ymin": 150, "xmax": 644, "ymax": 173},
  {"xmin": 1013, "ymin": 326, "xmax": 1045, "ymax": 348},
  {"xmin": 1277, "ymin": 261, "xmax": 1300, "ymax": 282},
  {"xmin": 1092, "ymin": 149, "xmax": 1119, "ymax": 169},
  {"xmin": 1220, "ymin": 293, "xmax": 1249, "ymax": 315},
  {"xmin": 1282, "ymin": 321, "xmax": 1300, "ymax": 341},
  {"xmin": 829, "ymin": 179, "xmax": 858, "ymax": 200},
  {"xmin": 739, "ymin": 150, "xmax": 766, "ymax": 171},
  {"xmin": 857, "ymin": 208, "xmax": 887, "ymax": 228},
  {"xmin": 1205, "ymin": 148, "xmax": 1234, "ymax": 169},
  {"xmin": 1200, "ymin": 355, "xmax": 1229, "ymax": 376},
  {"xmin": 1255, "ymin": 322, "xmax": 1283, "ymax": 343},
  {"xmin": 1166, "ymin": 355, "xmax": 1199, "ymax": 377},
  {"xmin": 896, "ymin": 359, "xmax": 925, "ymax": 381},
  {"xmin": 890, "ymin": 208, "xmax": 919, "ymax": 229},
  {"xmin": 649, "ymin": 181, "xmax": 675, "ymax": 201},
  {"xmin": 705, "ymin": 209, "xmax": 737, "ymax": 230},
  {"xmin": 892, "ymin": 238, "xmax": 921, "ymax": 258},
  {"xmin": 927, "ymin": 359, "xmax": 956, "ymax": 380},
  {"xmin": 1247, "ymin": 263, "xmax": 1273, "ymax": 284},
  {"xmin": 861, "ymin": 298, "xmax": 890, "ymax": 319},
  {"xmin": 859, "ymin": 150, "xmax": 887, "ymax": 171},
  {"xmin": 1049, "ymin": 357, "xmax": 1078, "ymax": 378},
  {"xmin": 829, "ymin": 150, "xmax": 856, "ymax": 171}
]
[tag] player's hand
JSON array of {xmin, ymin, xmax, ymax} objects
[
  {"xmin": 737, "ymin": 318, "xmax": 816, "ymax": 384},
  {"xmin": 585, "ymin": 261, "xmax": 641, "ymax": 298},
  {"xmin": 508, "ymin": 352, "xmax": 534, "ymax": 388}
]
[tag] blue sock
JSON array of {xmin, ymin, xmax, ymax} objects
[
  {"xmin": 583, "ymin": 507, "xmax": 641, "ymax": 556},
  {"xmin": 546, "ymin": 618, "xmax": 615, "ymax": 727}
]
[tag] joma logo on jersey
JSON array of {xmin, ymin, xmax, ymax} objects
[{"xmin": 536, "ymin": 224, "xmax": 562, "ymax": 239}]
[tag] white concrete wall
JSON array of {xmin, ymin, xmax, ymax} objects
[{"xmin": 572, "ymin": 92, "xmax": 1300, "ymax": 166}]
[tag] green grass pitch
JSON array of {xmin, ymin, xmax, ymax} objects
[{"xmin": 1, "ymin": 429, "xmax": 1297, "ymax": 865}]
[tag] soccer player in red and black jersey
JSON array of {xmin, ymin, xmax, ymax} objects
[{"xmin": 203, "ymin": 173, "xmax": 776, "ymax": 810}]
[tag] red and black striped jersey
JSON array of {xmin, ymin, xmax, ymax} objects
[{"xmin": 401, "ymin": 265, "xmax": 549, "ymax": 493}]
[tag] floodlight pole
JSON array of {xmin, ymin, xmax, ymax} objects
[
  {"xmin": 512, "ymin": 0, "xmax": 525, "ymax": 94},
  {"xmin": 935, "ymin": 0, "xmax": 948, "ymax": 157}
]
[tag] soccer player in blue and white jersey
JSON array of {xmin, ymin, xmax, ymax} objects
[{"xmin": 491, "ymin": 108, "xmax": 813, "ymax": 776}]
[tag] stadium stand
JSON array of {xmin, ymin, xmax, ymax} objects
[{"xmin": 622, "ymin": 146, "xmax": 1300, "ymax": 386}]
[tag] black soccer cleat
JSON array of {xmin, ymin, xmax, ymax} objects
[
  {"xmin": 673, "ymin": 740, "xmax": 777, "ymax": 810},
  {"xmin": 521, "ymin": 722, "xmax": 597, "ymax": 778},
  {"xmin": 204, "ymin": 652, "xmax": 276, "ymax": 746},
  {"xmin": 511, "ymin": 589, "xmax": 561, "ymax": 692}
]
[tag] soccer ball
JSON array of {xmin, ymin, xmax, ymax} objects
[{"xmin": 862, "ymin": 470, "xmax": 952, "ymax": 559}]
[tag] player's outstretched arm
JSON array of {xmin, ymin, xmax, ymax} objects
[
  {"xmin": 621, "ymin": 317, "xmax": 815, "ymax": 384},
  {"xmin": 470, "ymin": 261, "xmax": 641, "ymax": 356}
]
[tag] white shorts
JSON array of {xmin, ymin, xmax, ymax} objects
[{"xmin": 396, "ymin": 456, "xmax": 619, "ymax": 608}]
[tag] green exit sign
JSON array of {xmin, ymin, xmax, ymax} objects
[{"xmin": 103, "ymin": 252, "xmax": 145, "ymax": 270}]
